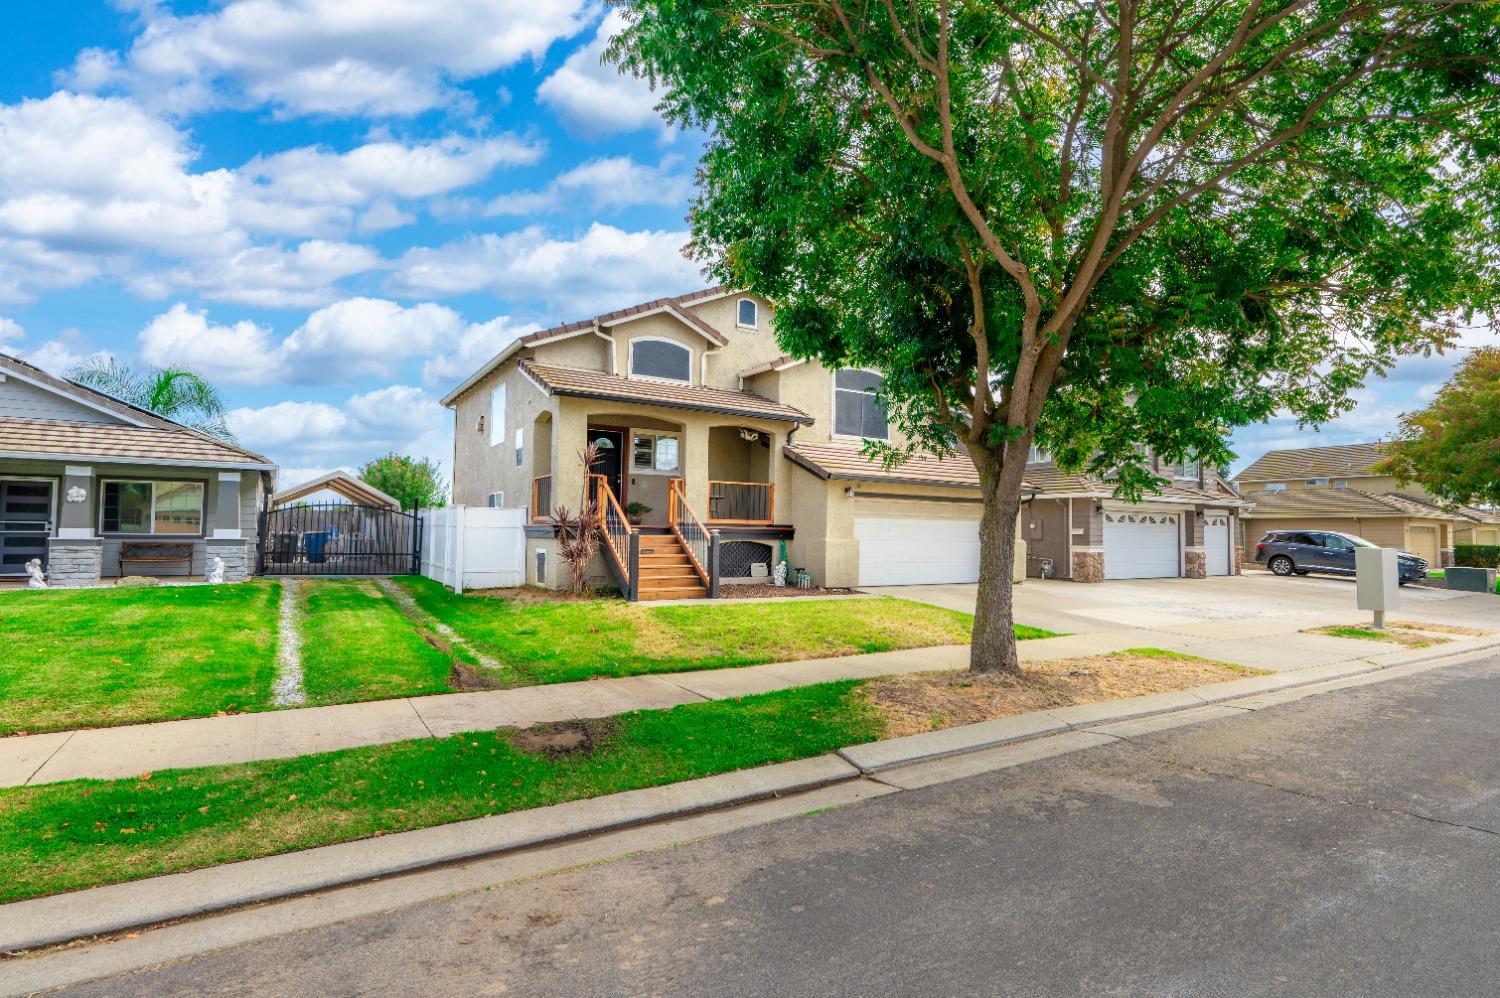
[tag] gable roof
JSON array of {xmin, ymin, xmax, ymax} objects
[
  {"xmin": 0, "ymin": 352, "xmax": 275, "ymax": 469},
  {"xmin": 272, "ymin": 470, "xmax": 401, "ymax": 509},
  {"xmin": 1237, "ymin": 442, "xmax": 1389, "ymax": 482},
  {"xmin": 520, "ymin": 360, "xmax": 812, "ymax": 424},
  {"xmin": 1243, "ymin": 487, "xmax": 1463, "ymax": 520},
  {"xmin": 441, "ymin": 286, "xmax": 735, "ymax": 406}
]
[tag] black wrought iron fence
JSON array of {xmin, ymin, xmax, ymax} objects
[{"xmin": 258, "ymin": 501, "xmax": 420, "ymax": 576}]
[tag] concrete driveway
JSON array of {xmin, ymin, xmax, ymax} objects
[{"xmin": 870, "ymin": 572, "xmax": 1500, "ymax": 674}]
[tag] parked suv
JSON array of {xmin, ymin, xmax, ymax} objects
[{"xmin": 1253, "ymin": 530, "xmax": 1427, "ymax": 584}]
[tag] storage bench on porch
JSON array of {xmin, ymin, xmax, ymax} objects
[{"xmin": 118, "ymin": 541, "xmax": 194, "ymax": 577}]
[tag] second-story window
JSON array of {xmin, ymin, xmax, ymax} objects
[
  {"xmin": 1027, "ymin": 444, "xmax": 1049, "ymax": 464},
  {"xmin": 737, "ymin": 298, "xmax": 758, "ymax": 328},
  {"xmin": 834, "ymin": 369, "xmax": 889, "ymax": 440},
  {"xmin": 490, "ymin": 384, "xmax": 506, "ymax": 446},
  {"xmin": 630, "ymin": 338, "xmax": 691, "ymax": 382},
  {"xmin": 1169, "ymin": 456, "xmax": 1201, "ymax": 479}
]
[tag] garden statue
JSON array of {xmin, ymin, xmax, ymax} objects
[
  {"xmin": 206, "ymin": 556, "xmax": 225, "ymax": 585},
  {"xmin": 772, "ymin": 560, "xmax": 788, "ymax": 587},
  {"xmin": 25, "ymin": 558, "xmax": 47, "ymax": 589}
]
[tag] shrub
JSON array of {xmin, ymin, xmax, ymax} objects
[{"xmin": 1454, "ymin": 545, "xmax": 1500, "ymax": 568}]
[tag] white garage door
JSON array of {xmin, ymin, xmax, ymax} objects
[
  {"xmin": 854, "ymin": 514, "xmax": 982, "ymax": 586},
  {"xmin": 1103, "ymin": 511, "xmax": 1181, "ymax": 580},
  {"xmin": 1205, "ymin": 514, "xmax": 1230, "ymax": 576}
]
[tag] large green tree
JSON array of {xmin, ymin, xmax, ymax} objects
[
  {"xmin": 1376, "ymin": 346, "xmax": 1500, "ymax": 507},
  {"xmin": 70, "ymin": 359, "xmax": 236, "ymax": 441},
  {"xmin": 615, "ymin": 0, "xmax": 1500, "ymax": 673},
  {"xmin": 359, "ymin": 453, "xmax": 448, "ymax": 511}
]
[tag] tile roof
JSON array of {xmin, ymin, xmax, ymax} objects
[
  {"xmin": 739, "ymin": 354, "xmax": 803, "ymax": 378},
  {"xmin": 0, "ymin": 417, "xmax": 274, "ymax": 467},
  {"xmin": 785, "ymin": 441, "xmax": 994, "ymax": 489},
  {"xmin": 1243, "ymin": 487, "xmax": 1463, "ymax": 520},
  {"xmin": 1237, "ymin": 442, "xmax": 1389, "ymax": 481},
  {"xmin": 442, "ymin": 286, "xmax": 735, "ymax": 405},
  {"xmin": 520, "ymin": 361, "xmax": 811, "ymax": 423}
]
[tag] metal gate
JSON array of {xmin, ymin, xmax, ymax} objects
[{"xmin": 258, "ymin": 501, "xmax": 420, "ymax": 577}]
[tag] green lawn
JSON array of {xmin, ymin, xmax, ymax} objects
[
  {"xmin": 0, "ymin": 583, "xmax": 279, "ymax": 736},
  {"xmin": 398, "ymin": 577, "xmax": 1047, "ymax": 686},
  {"xmin": 299, "ymin": 579, "xmax": 454, "ymax": 705},
  {"xmin": 0, "ymin": 682, "xmax": 883, "ymax": 904}
]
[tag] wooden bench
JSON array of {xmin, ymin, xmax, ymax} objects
[{"xmin": 118, "ymin": 541, "xmax": 195, "ymax": 578}]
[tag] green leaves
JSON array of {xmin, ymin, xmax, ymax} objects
[
  {"xmin": 70, "ymin": 359, "xmax": 236, "ymax": 441},
  {"xmin": 359, "ymin": 453, "xmax": 448, "ymax": 511},
  {"xmin": 1378, "ymin": 347, "xmax": 1500, "ymax": 507},
  {"xmin": 616, "ymin": 0, "xmax": 1499, "ymax": 483}
]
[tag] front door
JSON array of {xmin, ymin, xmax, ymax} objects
[
  {"xmin": 0, "ymin": 479, "xmax": 54, "ymax": 576},
  {"xmin": 589, "ymin": 428, "xmax": 626, "ymax": 503}
]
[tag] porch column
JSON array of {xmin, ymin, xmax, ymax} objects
[
  {"xmin": 213, "ymin": 471, "xmax": 243, "ymax": 538},
  {"xmin": 57, "ymin": 465, "xmax": 94, "ymax": 539},
  {"xmin": 50, "ymin": 464, "xmax": 103, "ymax": 586},
  {"xmin": 682, "ymin": 421, "xmax": 711, "ymax": 514},
  {"xmin": 553, "ymin": 400, "xmax": 589, "ymax": 513}
]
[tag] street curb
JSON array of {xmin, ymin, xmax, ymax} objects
[
  {"xmin": 0, "ymin": 754, "xmax": 858, "ymax": 954},
  {"xmin": 5, "ymin": 636, "xmax": 1497, "ymax": 957}
]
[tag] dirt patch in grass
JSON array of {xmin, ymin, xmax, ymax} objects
[
  {"xmin": 466, "ymin": 586, "xmax": 619, "ymax": 605},
  {"xmin": 1307, "ymin": 624, "xmax": 1450, "ymax": 649},
  {"xmin": 508, "ymin": 718, "xmax": 616, "ymax": 757},
  {"xmin": 720, "ymin": 584, "xmax": 863, "ymax": 599},
  {"xmin": 863, "ymin": 650, "xmax": 1257, "ymax": 738},
  {"xmin": 450, "ymin": 662, "xmax": 505, "ymax": 692},
  {"xmin": 1387, "ymin": 620, "xmax": 1494, "ymax": 637}
]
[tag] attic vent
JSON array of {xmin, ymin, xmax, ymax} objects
[{"xmin": 487, "ymin": 492, "xmax": 504, "ymax": 508}]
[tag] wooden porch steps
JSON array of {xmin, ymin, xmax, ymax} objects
[{"xmin": 635, "ymin": 532, "xmax": 707, "ymax": 600}]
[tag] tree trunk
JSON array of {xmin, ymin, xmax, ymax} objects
[{"xmin": 968, "ymin": 443, "xmax": 1031, "ymax": 676}]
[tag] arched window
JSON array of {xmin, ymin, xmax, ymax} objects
[
  {"xmin": 737, "ymin": 298, "xmax": 758, "ymax": 328},
  {"xmin": 630, "ymin": 338, "xmax": 692, "ymax": 383}
]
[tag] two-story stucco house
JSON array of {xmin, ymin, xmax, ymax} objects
[
  {"xmin": 1234, "ymin": 442, "xmax": 1493, "ymax": 565},
  {"xmin": 443, "ymin": 287, "xmax": 1251, "ymax": 598},
  {"xmin": 0, "ymin": 352, "xmax": 275, "ymax": 586}
]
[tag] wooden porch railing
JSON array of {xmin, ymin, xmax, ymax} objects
[
  {"xmin": 707, "ymin": 480, "xmax": 774, "ymax": 525},
  {"xmin": 669, "ymin": 479, "xmax": 716, "ymax": 595},
  {"xmin": 530, "ymin": 474, "xmax": 553, "ymax": 522},
  {"xmin": 590, "ymin": 474, "xmax": 634, "ymax": 591}
]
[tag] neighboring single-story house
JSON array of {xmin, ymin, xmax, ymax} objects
[
  {"xmin": 442, "ymin": 286, "xmax": 1248, "ymax": 598},
  {"xmin": 0, "ymin": 352, "xmax": 276, "ymax": 586},
  {"xmin": 1235, "ymin": 442, "xmax": 1463, "ymax": 565}
]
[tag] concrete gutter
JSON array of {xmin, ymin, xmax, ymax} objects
[{"xmin": 3, "ymin": 636, "xmax": 1496, "ymax": 956}]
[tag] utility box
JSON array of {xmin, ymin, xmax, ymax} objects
[
  {"xmin": 1355, "ymin": 546, "xmax": 1400, "ymax": 625},
  {"xmin": 1447, "ymin": 566, "xmax": 1498, "ymax": 593}
]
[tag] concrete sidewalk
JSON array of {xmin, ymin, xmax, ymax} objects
[{"xmin": 7, "ymin": 613, "xmax": 1497, "ymax": 788}]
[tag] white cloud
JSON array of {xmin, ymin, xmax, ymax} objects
[
  {"xmin": 2, "ymin": 327, "xmax": 111, "ymax": 378},
  {"xmin": 537, "ymin": 11, "xmax": 665, "ymax": 138},
  {"xmin": 69, "ymin": 0, "xmax": 595, "ymax": 118},
  {"xmin": 229, "ymin": 385, "xmax": 451, "ymax": 480},
  {"xmin": 136, "ymin": 303, "xmax": 281, "ymax": 383},
  {"xmin": 132, "ymin": 239, "xmax": 383, "ymax": 308},
  {"xmin": 389, "ymin": 222, "xmax": 703, "ymax": 313},
  {"xmin": 486, "ymin": 156, "xmax": 692, "ymax": 216},
  {"xmin": 0, "ymin": 316, "xmax": 22, "ymax": 345},
  {"xmin": 131, "ymin": 297, "xmax": 526, "ymax": 388}
]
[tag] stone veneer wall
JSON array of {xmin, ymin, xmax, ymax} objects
[
  {"xmin": 47, "ymin": 539, "xmax": 103, "ymax": 587},
  {"xmin": 205, "ymin": 538, "xmax": 251, "ymax": 583},
  {"xmin": 1441, "ymin": 548, "xmax": 1455, "ymax": 568},
  {"xmin": 1184, "ymin": 547, "xmax": 1207, "ymax": 579},
  {"xmin": 1071, "ymin": 548, "xmax": 1105, "ymax": 583},
  {"xmin": 1233, "ymin": 545, "xmax": 1244, "ymax": 575}
]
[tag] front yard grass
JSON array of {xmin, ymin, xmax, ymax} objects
[
  {"xmin": 0, "ymin": 682, "xmax": 883, "ymax": 904},
  {"xmin": 298, "ymin": 579, "xmax": 453, "ymax": 706},
  {"xmin": 1307, "ymin": 623, "xmax": 1449, "ymax": 649},
  {"xmin": 0, "ymin": 583, "xmax": 279, "ymax": 737},
  {"xmin": 397, "ymin": 576, "xmax": 1048, "ymax": 686}
]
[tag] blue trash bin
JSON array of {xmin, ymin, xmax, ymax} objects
[{"xmin": 304, "ymin": 531, "xmax": 330, "ymax": 565}]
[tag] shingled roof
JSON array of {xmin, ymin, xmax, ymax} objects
[
  {"xmin": 520, "ymin": 361, "xmax": 811, "ymax": 424},
  {"xmin": 1237, "ymin": 442, "xmax": 1389, "ymax": 482},
  {"xmin": 1243, "ymin": 487, "xmax": 1463, "ymax": 520}
]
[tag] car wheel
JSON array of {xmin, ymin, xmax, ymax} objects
[{"xmin": 1269, "ymin": 555, "xmax": 1295, "ymax": 576}]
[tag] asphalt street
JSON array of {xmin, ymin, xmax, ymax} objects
[{"xmin": 41, "ymin": 653, "xmax": 1500, "ymax": 997}]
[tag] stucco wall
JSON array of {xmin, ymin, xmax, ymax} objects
[
  {"xmin": 1022, "ymin": 497, "xmax": 1070, "ymax": 579},
  {"xmin": 450, "ymin": 362, "xmax": 558, "ymax": 510}
]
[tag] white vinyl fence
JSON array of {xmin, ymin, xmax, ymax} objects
[{"xmin": 420, "ymin": 506, "xmax": 526, "ymax": 593}]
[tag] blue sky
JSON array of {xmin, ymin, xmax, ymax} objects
[{"xmin": 0, "ymin": 2, "xmax": 1490, "ymax": 487}]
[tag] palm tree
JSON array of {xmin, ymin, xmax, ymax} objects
[{"xmin": 69, "ymin": 358, "xmax": 237, "ymax": 442}]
